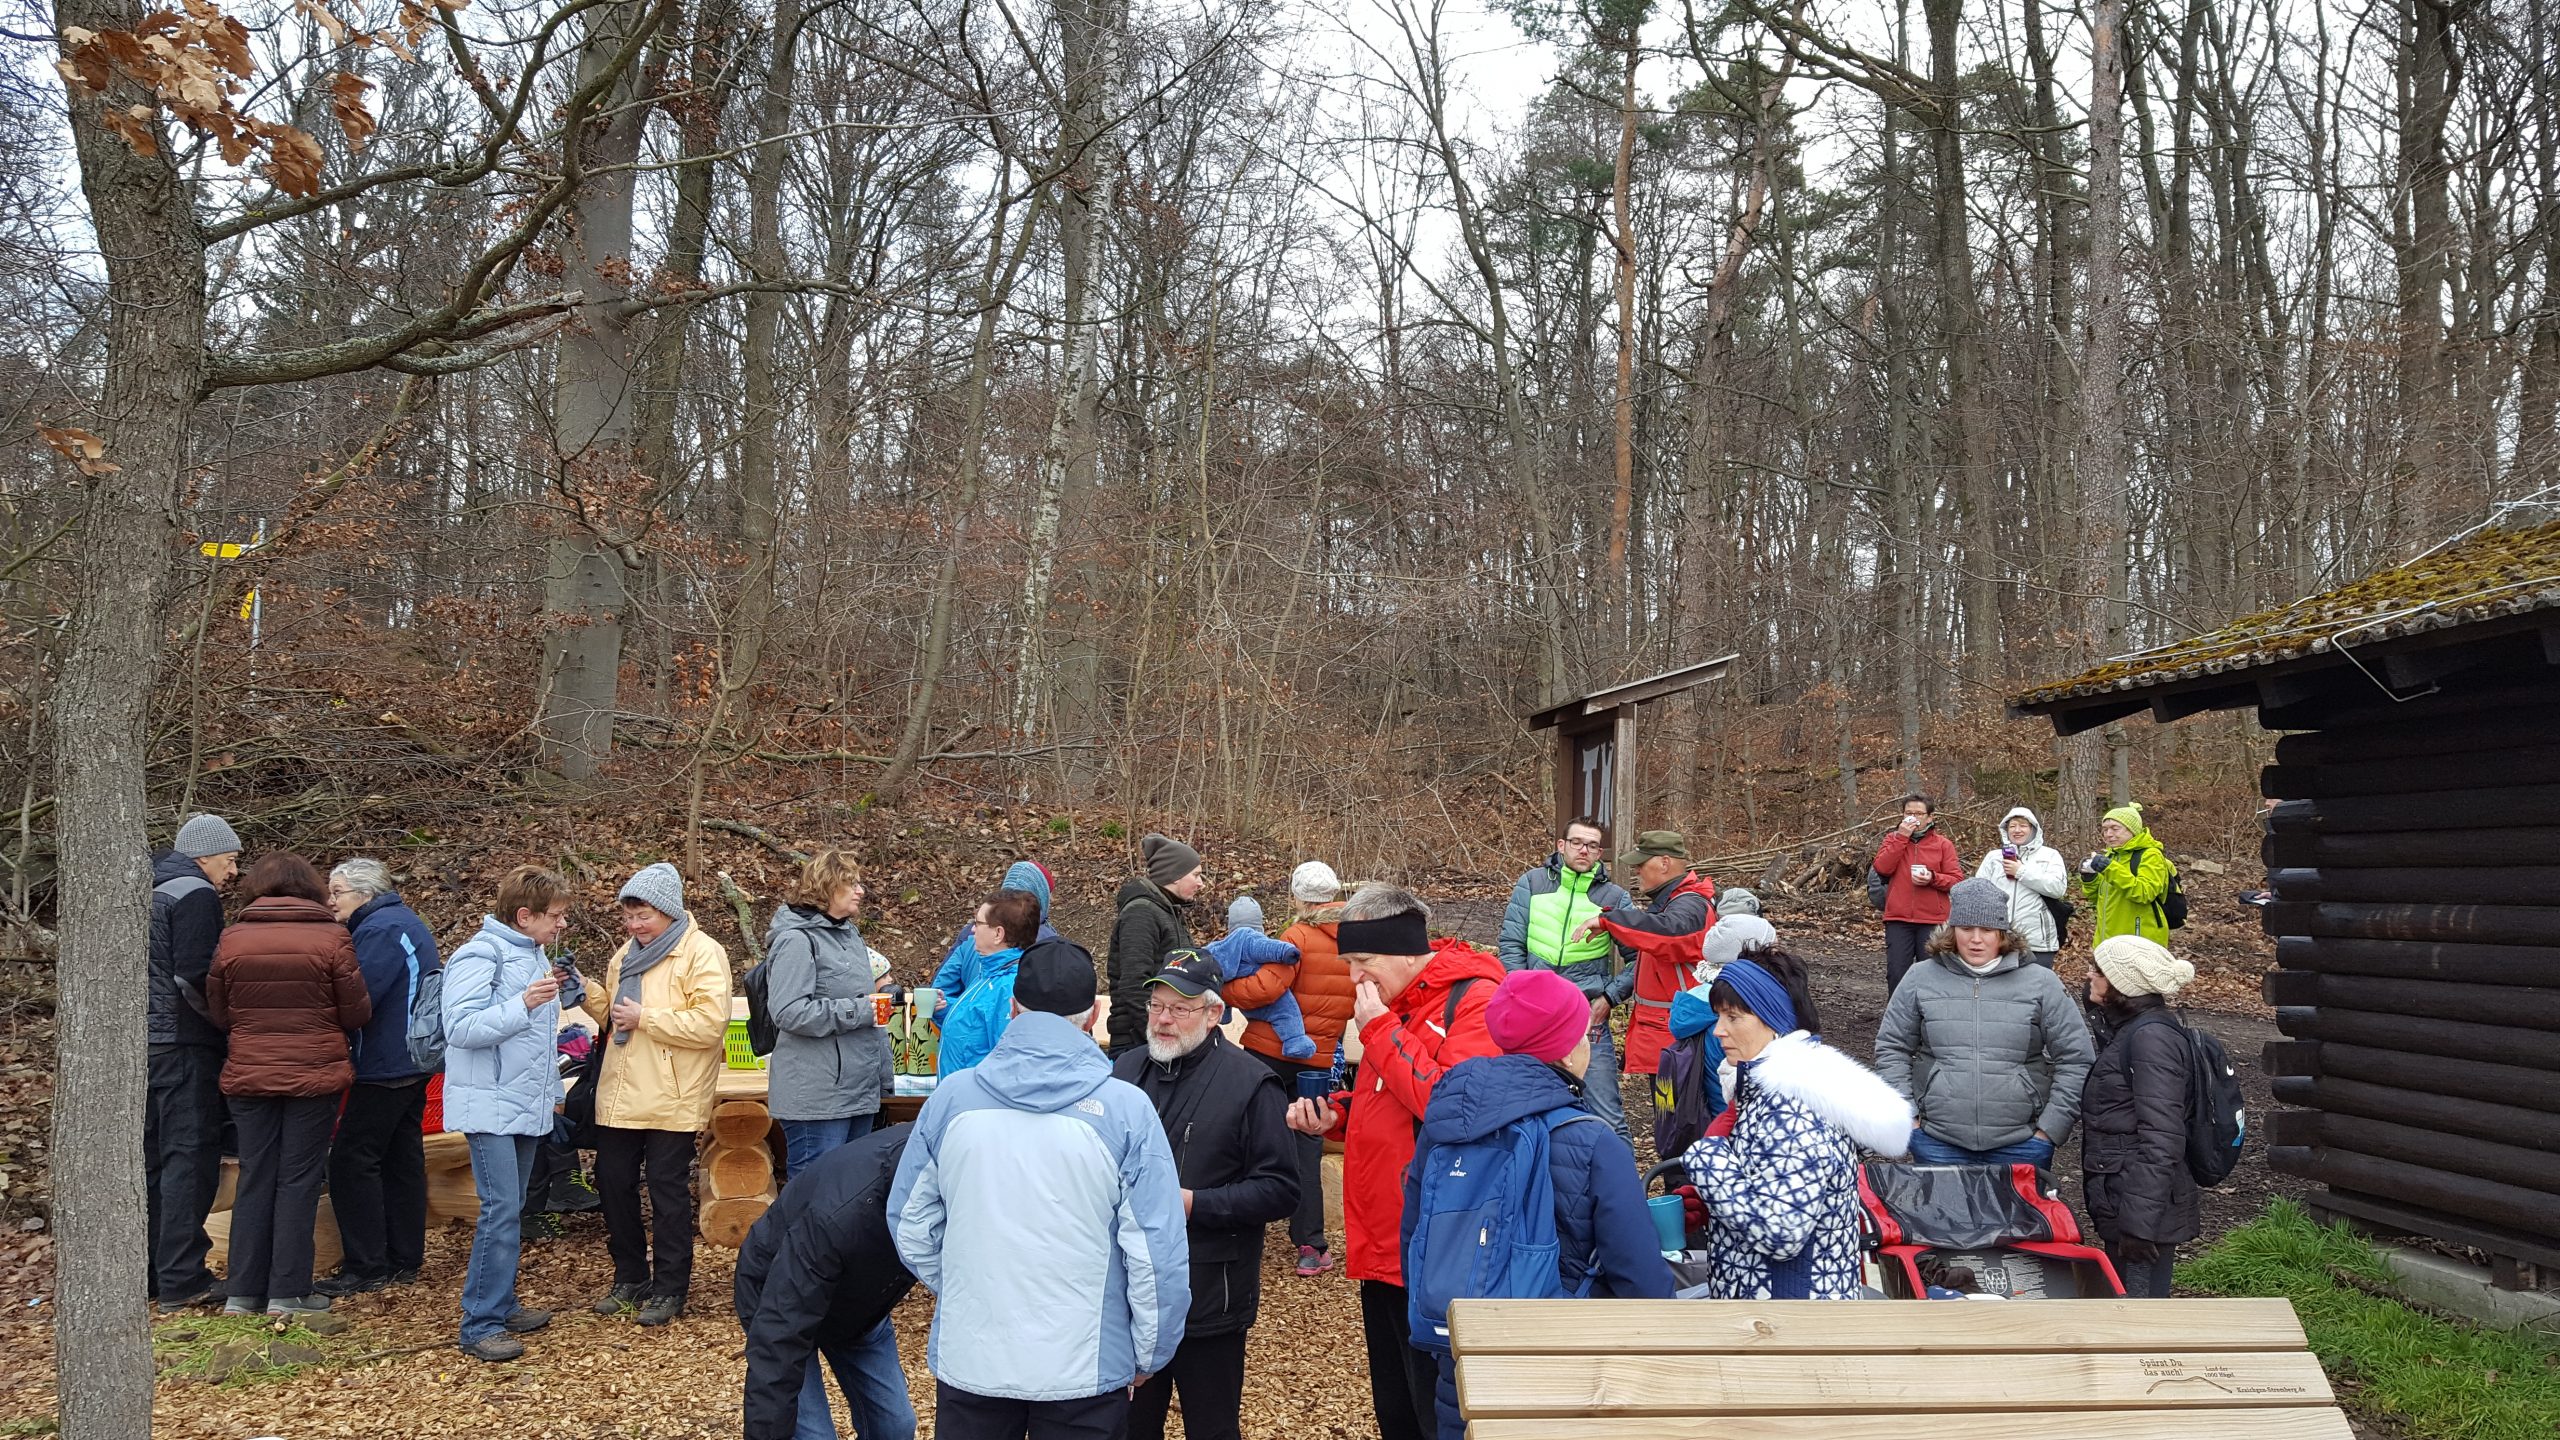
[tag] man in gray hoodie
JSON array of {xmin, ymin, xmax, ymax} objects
[{"xmin": 1874, "ymin": 877, "xmax": 2095, "ymax": 1168}]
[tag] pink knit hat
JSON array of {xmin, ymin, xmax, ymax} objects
[{"xmin": 1485, "ymin": 969, "xmax": 1589, "ymax": 1063}]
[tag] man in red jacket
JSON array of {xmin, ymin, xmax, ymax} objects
[
  {"xmin": 1284, "ymin": 885, "xmax": 1501, "ymax": 1440},
  {"xmin": 1874, "ymin": 793, "xmax": 1962, "ymax": 994}
]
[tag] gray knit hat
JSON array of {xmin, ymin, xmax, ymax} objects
[
  {"xmin": 1142, "ymin": 833, "xmax": 1202, "ymax": 888},
  {"xmin": 617, "ymin": 861, "xmax": 687, "ymax": 920},
  {"xmin": 1227, "ymin": 895, "xmax": 1264, "ymax": 931},
  {"xmin": 1947, "ymin": 876, "xmax": 2009, "ymax": 931},
  {"xmin": 1716, "ymin": 887, "xmax": 1764, "ymax": 917},
  {"xmin": 173, "ymin": 814, "xmax": 242, "ymax": 859}
]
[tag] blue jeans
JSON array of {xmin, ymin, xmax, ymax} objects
[
  {"xmin": 460, "ymin": 1132, "xmax": 537, "ymax": 1344},
  {"xmin": 1908, "ymin": 1130, "xmax": 2056, "ymax": 1169},
  {"xmin": 1582, "ymin": 1015, "xmax": 1628, "ymax": 1140},
  {"xmin": 792, "ymin": 1318, "xmax": 915, "ymax": 1440},
  {"xmin": 780, "ymin": 1113, "xmax": 876, "ymax": 1180}
]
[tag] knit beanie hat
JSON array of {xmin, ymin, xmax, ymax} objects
[
  {"xmin": 617, "ymin": 861, "xmax": 687, "ymax": 921},
  {"xmin": 1289, "ymin": 860, "xmax": 1342, "ymax": 904},
  {"xmin": 2103, "ymin": 802, "xmax": 2147, "ymax": 836},
  {"xmin": 1947, "ymin": 876, "xmax": 2011, "ymax": 931},
  {"xmin": 1142, "ymin": 833, "xmax": 1202, "ymax": 888},
  {"xmin": 173, "ymin": 813, "xmax": 242, "ymax": 859},
  {"xmin": 1003, "ymin": 860, "xmax": 1054, "ymax": 920},
  {"xmin": 2093, "ymin": 934, "xmax": 2194, "ymax": 997},
  {"xmin": 1716, "ymin": 887, "xmax": 1764, "ymax": 917},
  {"xmin": 1227, "ymin": 895, "xmax": 1264, "ymax": 931},
  {"xmin": 1701, "ymin": 914, "xmax": 1778, "ymax": 971},
  {"xmin": 1484, "ymin": 969, "xmax": 1589, "ymax": 1064}
]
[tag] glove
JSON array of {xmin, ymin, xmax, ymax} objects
[
  {"xmin": 1676, "ymin": 1184, "xmax": 1705, "ymax": 1234},
  {"xmin": 2113, "ymin": 1235, "xmax": 2159, "ymax": 1264},
  {"xmin": 2080, "ymin": 852, "xmax": 2106, "ymax": 877}
]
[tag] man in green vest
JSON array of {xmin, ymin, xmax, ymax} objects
[{"xmin": 1496, "ymin": 817, "xmax": 1636, "ymax": 1137}]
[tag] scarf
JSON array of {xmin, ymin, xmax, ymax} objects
[{"xmin": 612, "ymin": 915, "xmax": 691, "ymax": 1045}]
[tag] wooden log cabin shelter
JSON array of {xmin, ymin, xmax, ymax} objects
[
  {"xmin": 1526, "ymin": 656, "xmax": 1739, "ymax": 840},
  {"xmin": 2011, "ymin": 518, "xmax": 2560, "ymax": 1289}
]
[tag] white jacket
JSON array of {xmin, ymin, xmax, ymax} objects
[{"xmin": 1974, "ymin": 806, "xmax": 2071, "ymax": 953}]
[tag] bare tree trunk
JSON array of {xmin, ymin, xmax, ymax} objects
[
  {"xmin": 1013, "ymin": 0, "xmax": 1126, "ymax": 783},
  {"xmin": 1921, "ymin": 0, "xmax": 2000, "ymax": 687},
  {"xmin": 1881, "ymin": 2, "xmax": 1924, "ymax": 789},
  {"xmin": 883, "ymin": 177, "xmax": 1042, "ymax": 795},
  {"xmin": 537, "ymin": 0, "xmax": 668, "ymax": 780},
  {"xmin": 47, "ymin": 0, "xmax": 209, "ymax": 1424},
  {"xmin": 2079, "ymin": 0, "xmax": 2135, "ymax": 810},
  {"xmin": 686, "ymin": 0, "xmax": 796, "ymax": 868},
  {"xmin": 1608, "ymin": 39, "xmax": 1640, "ymax": 635}
]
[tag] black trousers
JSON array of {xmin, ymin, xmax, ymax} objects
[
  {"xmin": 936, "ymin": 1381, "xmax": 1130, "ymax": 1440},
  {"xmin": 1127, "ymin": 1328, "xmax": 1247, "ymax": 1440},
  {"xmin": 329, "ymin": 1078, "xmax": 429, "ymax": 1279},
  {"xmin": 2110, "ymin": 1241, "xmax": 2177, "ymax": 1298},
  {"xmin": 1358, "ymin": 1280, "xmax": 1438, "ymax": 1440},
  {"xmin": 145, "ymin": 1044, "xmax": 227, "ymax": 1299},
  {"xmin": 594, "ymin": 1125, "xmax": 696, "ymax": 1297},
  {"xmin": 1884, "ymin": 921, "xmax": 1936, "ymax": 995},
  {"xmin": 227, "ymin": 1093, "xmax": 338, "ymax": 1304},
  {"xmin": 1249, "ymin": 1050, "xmax": 1329, "ymax": 1250}
]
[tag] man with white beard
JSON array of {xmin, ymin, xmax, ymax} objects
[{"xmin": 1111, "ymin": 952, "xmax": 1300, "ymax": 1440}]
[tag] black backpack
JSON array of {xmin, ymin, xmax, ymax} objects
[
  {"xmin": 2160, "ymin": 862, "xmax": 2189, "ymax": 929},
  {"xmin": 2041, "ymin": 894, "xmax": 2076, "ymax": 948},
  {"xmin": 2117, "ymin": 1011, "xmax": 2245, "ymax": 1186},
  {"xmin": 741, "ymin": 959, "xmax": 780, "ymax": 1057}
]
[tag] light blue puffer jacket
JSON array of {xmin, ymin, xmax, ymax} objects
[
  {"xmin": 889, "ymin": 1010, "xmax": 1189, "ymax": 1401},
  {"xmin": 441, "ymin": 916, "xmax": 580, "ymax": 1137}
]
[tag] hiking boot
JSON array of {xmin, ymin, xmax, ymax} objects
[
  {"xmin": 459, "ymin": 1334, "xmax": 525, "ymax": 1363},
  {"xmin": 591, "ymin": 1282, "xmax": 646, "ymax": 1316},
  {"xmin": 221, "ymin": 1295, "xmax": 266, "ymax": 1317},
  {"xmin": 524, "ymin": 1211, "xmax": 568, "ymax": 1242},
  {"xmin": 313, "ymin": 1272, "xmax": 386, "ymax": 1299},
  {"xmin": 156, "ymin": 1283, "xmax": 221, "ymax": 1315},
  {"xmin": 503, "ymin": 1308, "xmax": 552, "ymax": 1335},
  {"xmin": 635, "ymin": 1293, "xmax": 684, "ymax": 1327},
  {"xmin": 387, "ymin": 1269, "xmax": 420, "ymax": 1287},
  {"xmin": 1294, "ymin": 1246, "xmax": 1334, "ymax": 1278},
  {"xmin": 266, "ymin": 1295, "xmax": 333, "ymax": 1318}
]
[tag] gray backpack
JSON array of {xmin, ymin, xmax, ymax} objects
[{"xmin": 406, "ymin": 967, "xmax": 448, "ymax": 1072}]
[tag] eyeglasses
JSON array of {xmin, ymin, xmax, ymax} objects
[
  {"xmin": 1146, "ymin": 996, "xmax": 1215, "ymax": 1017},
  {"xmin": 1561, "ymin": 838, "xmax": 1603, "ymax": 851}
]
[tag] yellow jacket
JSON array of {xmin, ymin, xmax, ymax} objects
[{"xmin": 591, "ymin": 923, "xmax": 732, "ymax": 1132}]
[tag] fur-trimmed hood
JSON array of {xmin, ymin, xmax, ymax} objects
[{"xmin": 1742, "ymin": 1031, "xmax": 1915, "ymax": 1158}]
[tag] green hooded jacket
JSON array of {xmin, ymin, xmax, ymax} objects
[{"xmin": 2088, "ymin": 808, "xmax": 2174, "ymax": 944}]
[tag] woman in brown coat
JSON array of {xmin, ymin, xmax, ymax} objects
[{"xmin": 207, "ymin": 852, "xmax": 369, "ymax": 1318}]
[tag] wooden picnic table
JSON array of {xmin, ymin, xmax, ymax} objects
[{"xmin": 1449, "ymin": 1296, "xmax": 2352, "ymax": 1439}]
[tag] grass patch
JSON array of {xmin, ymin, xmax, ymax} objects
[
  {"xmin": 151, "ymin": 1314, "xmax": 341, "ymax": 1388},
  {"xmin": 0, "ymin": 1418, "xmax": 58, "ymax": 1436},
  {"xmin": 2179, "ymin": 1200, "xmax": 2560, "ymax": 1440}
]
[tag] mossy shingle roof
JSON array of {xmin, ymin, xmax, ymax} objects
[{"xmin": 2013, "ymin": 519, "xmax": 2560, "ymax": 709}]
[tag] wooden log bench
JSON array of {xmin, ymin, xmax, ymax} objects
[{"xmin": 1449, "ymin": 1297, "xmax": 2352, "ymax": 1439}]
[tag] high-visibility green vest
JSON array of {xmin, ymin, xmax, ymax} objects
[{"xmin": 1525, "ymin": 866, "xmax": 1617, "ymax": 969}]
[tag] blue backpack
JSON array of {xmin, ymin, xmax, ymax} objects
[{"xmin": 1405, "ymin": 1106, "xmax": 1600, "ymax": 1354}]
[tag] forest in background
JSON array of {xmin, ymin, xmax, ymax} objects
[
  {"xmin": 8, "ymin": 0, "xmax": 2560, "ymax": 1425},
  {"xmin": 6, "ymin": 0, "xmax": 2558, "ymax": 908}
]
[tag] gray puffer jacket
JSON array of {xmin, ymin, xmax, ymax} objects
[
  {"xmin": 764, "ymin": 905, "xmax": 891, "ymax": 1123},
  {"xmin": 1875, "ymin": 948, "xmax": 2095, "ymax": 1152}
]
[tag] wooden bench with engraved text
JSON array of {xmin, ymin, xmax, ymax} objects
[{"xmin": 1449, "ymin": 1297, "xmax": 2351, "ymax": 1439}]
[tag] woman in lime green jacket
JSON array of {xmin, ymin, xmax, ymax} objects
[{"xmin": 2078, "ymin": 804, "xmax": 2174, "ymax": 944}]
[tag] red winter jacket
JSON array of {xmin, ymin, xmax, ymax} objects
[
  {"xmin": 1593, "ymin": 873, "xmax": 1718, "ymax": 1076},
  {"xmin": 1873, "ymin": 826, "xmax": 1963, "ymax": 924},
  {"xmin": 207, "ymin": 897, "xmax": 369, "ymax": 1098},
  {"xmin": 1336, "ymin": 938, "xmax": 1504, "ymax": 1286}
]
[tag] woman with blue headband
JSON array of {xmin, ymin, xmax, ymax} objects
[{"xmin": 1679, "ymin": 949, "xmax": 1914, "ymax": 1299}]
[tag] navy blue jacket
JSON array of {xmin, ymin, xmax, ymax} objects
[
  {"xmin": 1404, "ymin": 1053, "xmax": 1676, "ymax": 1300},
  {"xmin": 737, "ymin": 1125, "xmax": 920, "ymax": 1440},
  {"xmin": 149, "ymin": 850, "xmax": 226, "ymax": 1049},
  {"xmin": 346, "ymin": 893, "xmax": 440, "ymax": 1083}
]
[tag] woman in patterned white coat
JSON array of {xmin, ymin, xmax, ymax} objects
[{"xmin": 1682, "ymin": 949, "xmax": 1913, "ymax": 1299}]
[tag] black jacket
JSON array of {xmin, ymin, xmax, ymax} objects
[
  {"xmin": 1111, "ymin": 1029, "xmax": 1298, "ymax": 1337},
  {"xmin": 149, "ymin": 849, "xmax": 226, "ymax": 1049},
  {"xmin": 2078, "ymin": 1009, "xmax": 2201, "ymax": 1246},
  {"xmin": 735, "ymin": 1125, "xmax": 920, "ymax": 1440},
  {"xmin": 1105, "ymin": 878, "xmax": 1196, "ymax": 1054}
]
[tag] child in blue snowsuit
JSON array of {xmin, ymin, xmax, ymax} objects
[{"xmin": 1203, "ymin": 896, "xmax": 1314, "ymax": 1060}]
